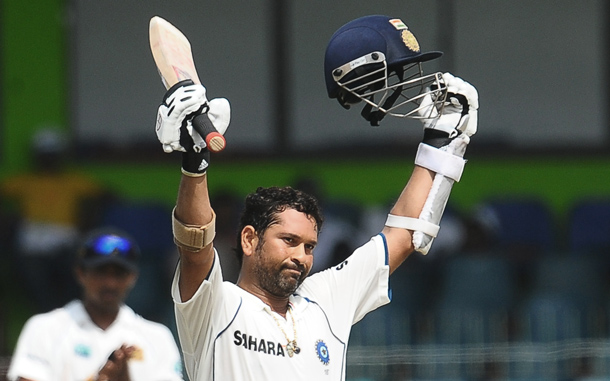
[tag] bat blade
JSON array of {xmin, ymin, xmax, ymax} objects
[
  {"xmin": 149, "ymin": 16, "xmax": 225, "ymax": 153},
  {"xmin": 149, "ymin": 16, "xmax": 201, "ymax": 88}
]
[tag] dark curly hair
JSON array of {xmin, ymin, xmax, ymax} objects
[{"xmin": 234, "ymin": 186, "xmax": 323, "ymax": 265}]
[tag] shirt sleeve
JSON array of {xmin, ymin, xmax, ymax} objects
[
  {"xmin": 298, "ymin": 234, "xmax": 391, "ymax": 327},
  {"xmin": 7, "ymin": 315, "xmax": 55, "ymax": 381},
  {"xmin": 152, "ymin": 325, "xmax": 185, "ymax": 381},
  {"xmin": 171, "ymin": 251, "xmax": 240, "ymax": 376}
]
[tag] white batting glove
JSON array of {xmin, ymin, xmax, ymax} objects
[
  {"xmin": 207, "ymin": 98, "xmax": 231, "ymax": 136},
  {"xmin": 418, "ymin": 72, "xmax": 478, "ymax": 140},
  {"xmin": 183, "ymin": 97, "xmax": 230, "ymax": 151},
  {"xmin": 155, "ymin": 80, "xmax": 231, "ymax": 153}
]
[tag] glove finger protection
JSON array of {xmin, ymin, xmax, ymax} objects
[
  {"xmin": 180, "ymin": 98, "xmax": 231, "ymax": 177},
  {"xmin": 207, "ymin": 98, "xmax": 231, "ymax": 135},
  {"xmin": 180, "ymin": 97, "xmax": 231, "ymax": 152},
  {"xmin": 156, "ymin": 79, "xmax": 231, "ymax": 177},
  {"xmin": 440, "ymin": 72, "xmax": 478, "ymax": 137},
  {"xmin": 155, "ymin": 80, "xmax": 209, "ymax": 152},
  {"xmin": 417, "ymin": 73, "xmax": 479, "ymax": 141},
  {"xmin": 417, "ymin": 92, "xmax": 439, "ymax": 121},
  {"xmin": 179, "ymin": 103, "xmax": 207, "ymax": 153}
]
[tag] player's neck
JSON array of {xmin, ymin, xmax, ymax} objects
[
  {"xmin": 83, "ymin": 301, "xmax": 120, "ymax": 330},
  {"xmin": 264, "ymin": 298, "xmax": 290, "ymax": 318},
  {"xmin": 237, "ymin": 280, "xmax": 290, "ymax": 317}
]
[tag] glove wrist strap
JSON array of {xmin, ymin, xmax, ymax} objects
[
  {"xmin": 422, "ymin": 128, "xmax": 452, "ymax": 148},
  {"xmin": 182, "ymin": 151, "xmax": 210, "ymax": 177}
]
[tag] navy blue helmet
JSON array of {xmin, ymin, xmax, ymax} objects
[{"xmin": 324, "ymin": 15, "xmax": 445, "ymax": 125}]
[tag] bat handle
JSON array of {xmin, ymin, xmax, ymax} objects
[{"xmin": 192, "ymin": 113, "xmax": 226, "ymax": 153}]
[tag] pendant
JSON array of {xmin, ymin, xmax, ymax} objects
[{"xmin": 286, "ymin": 341, "xmax": 300, "ymax": 357}]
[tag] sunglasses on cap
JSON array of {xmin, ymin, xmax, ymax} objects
[{"xmin": 80, "ymin": 233, "xmax": 140, "ymax": 270}]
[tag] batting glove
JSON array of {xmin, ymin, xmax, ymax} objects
[
  {"xmin": 418, "ymin": 73, "xmax": 478, "ymax": 148},
  {"xmin": 156, "ymin": 79, "xmax": 231, "ymax": 153},
  {"xmin": 156, "ymin": 79, "xmax": 231, "ymax": 176}
]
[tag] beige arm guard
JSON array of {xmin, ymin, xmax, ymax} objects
[{"xmin": 172, "ymin": 207, "xmax": 216, "ymax": 252}]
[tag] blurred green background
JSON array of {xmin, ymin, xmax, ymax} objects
[{"xmin": 1, "ymin": 0, "xmax": 609, "ymax": 222}]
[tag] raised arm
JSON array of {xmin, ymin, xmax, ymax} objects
[
  {"xmin": 322, "ymin": 16, "xmax": 479, "ymax": 273},
  {"xmin": 382, "ymin": 73, "xmax": 479, "ymax": 273},
  {"xmin": 174, "ymin": 175, "xmax": 215, "ymax": 301},
  {"xmin": 383, "ymin": 166, "xmax": 435, "ymax": 272},
  {"xmin": 155, "ymin": 80, "xmax": 231, "ymax": 301}
]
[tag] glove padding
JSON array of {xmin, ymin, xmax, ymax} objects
[
  {"xmin": 418, "ymin": 72, "xmax": 478, "ymax": 145},
  {"xmin": 156, "ymin": 79, "xmax": 230, "ymax": 153}
]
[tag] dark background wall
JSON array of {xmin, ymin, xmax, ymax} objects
[{"xmin": 1, "ymin": 0, "xmax": 608, "ymax": 216}]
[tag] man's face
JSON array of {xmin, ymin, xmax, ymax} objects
[
  {"xmin": 77, "ymin": 263, "xmax": 137, "ymax": 312},
  {"xmin": 251, "ymin": 209, "xmax": 318, "ymax": 298}
]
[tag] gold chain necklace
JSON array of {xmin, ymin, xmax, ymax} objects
[{"xmin": 265, "ymin": 304, "xmax": 301, "ymax": 357}]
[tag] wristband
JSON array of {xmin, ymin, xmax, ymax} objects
[{"xmin": 181, "ymin": 150, "xmax": 210, "ymax": 177}]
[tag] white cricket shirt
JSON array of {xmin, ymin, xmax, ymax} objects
[
  {"xmin": 173, "ymin": 234, "xmax": 391, "ymax": 381},
  {"xmin": 8, "ymin": 300, "xmax": 184, "ymax": 381}
]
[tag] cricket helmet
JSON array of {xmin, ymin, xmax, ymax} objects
[{"xmin": 324, "ymin": 15, "xmax": 445, "ymax": 125}]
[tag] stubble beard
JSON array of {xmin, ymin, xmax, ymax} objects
[{"xmin": 252, "ymin": 244, "xmax": 304, "ymax": 298}]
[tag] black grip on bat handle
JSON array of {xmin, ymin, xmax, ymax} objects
[{"xmin": 192, "ymin": 113, "xmax": 226, "ymax": 153}]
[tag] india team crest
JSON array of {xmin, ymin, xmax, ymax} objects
[
  {"xmin": 315, "ymin": 340, "xmax": 330, "ymax": 365},
  {"xmin": 401, "ymin": 30, "xmax": 420, "ymax": 52},
  {"xmin": 388, "ymin": 18, "xmax": 420, "ymax": 53}
]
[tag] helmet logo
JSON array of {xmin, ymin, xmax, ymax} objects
[
  {"xmin": 389, "ymin": 18, "xmax": 408, "ymax": 30},
  {"xmin": 401, "ymin": 30, "xmax": 420, "ymax": 53},
  {"xmin": 388, "ymin": 19, "xmax": 421, "ymax": 53}
]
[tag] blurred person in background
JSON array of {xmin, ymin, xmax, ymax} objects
[
  {"xmin": 208, "ymin": 190, "xmax": 243, "ymax": 283},
  {"xmin": 0, "ymin": 127, "xmax": 113, "ymax": 312},
  {"xmin": 7, "ymin": 228, "xmax": 184, "ymax": 381},
  {"xmin": 292, "ymin": 176, "xmax": 363, "ymax": 274}
]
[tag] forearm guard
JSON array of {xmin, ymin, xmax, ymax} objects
[{"xmin": 385, "ymin": 134, "xmax": 469, "ymax": 255}]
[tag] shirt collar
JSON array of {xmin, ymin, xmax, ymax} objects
[{"xmin": 65, "ymin": 299, "xmax": 135, "ymax": 329}]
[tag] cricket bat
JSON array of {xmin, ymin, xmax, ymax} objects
[{"xmin": 149, "ymin": 16, "xmax": 226, "ymax": 153}]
